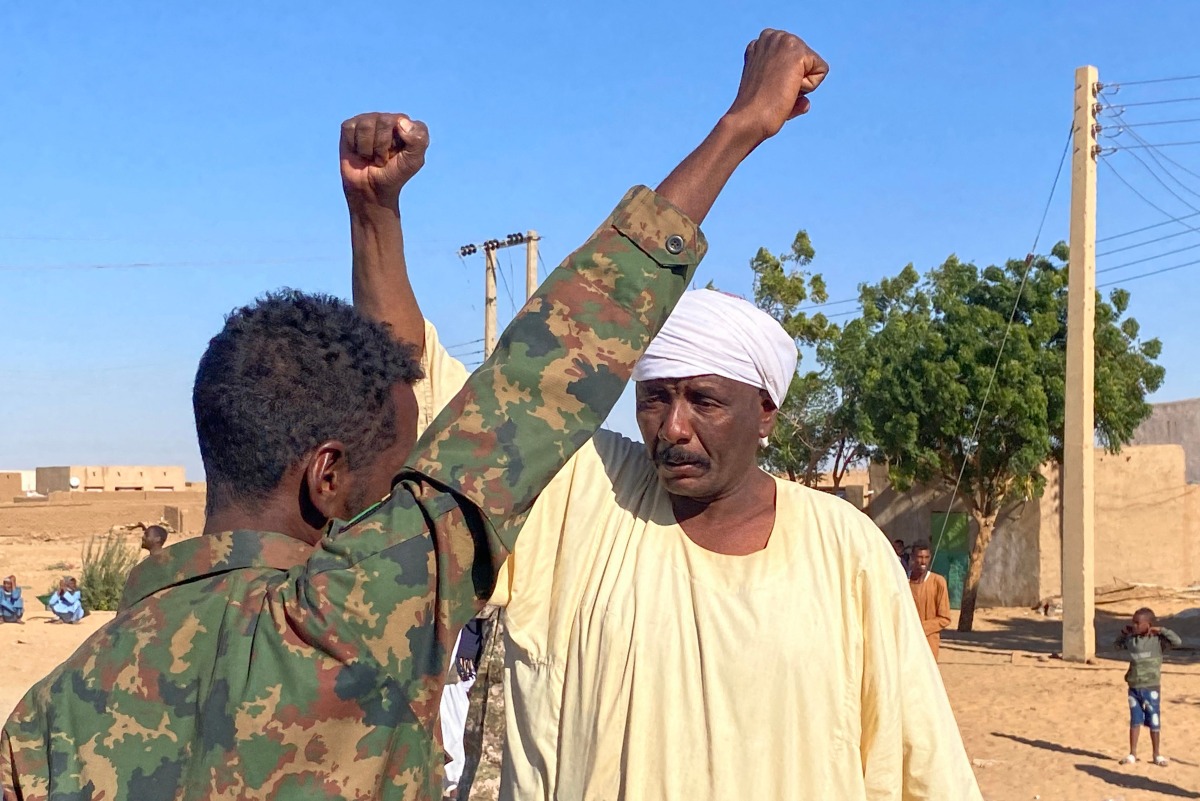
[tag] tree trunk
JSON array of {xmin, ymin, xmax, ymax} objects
[
  {"xmin": 956, "ymin": 512, "xmax": 997, "ymax": 632},
  {"xmin": 831, "ymin": 437, "xmax": 845, "ymax": 488}
]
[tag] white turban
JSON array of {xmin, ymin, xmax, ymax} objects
[{"xmin": 632, "ymin": 289, "xmax": 798, "ymax": 409}]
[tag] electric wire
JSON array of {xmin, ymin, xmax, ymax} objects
[
  {"xmin": 927, "ymin": 123, "xmax": 1072, "ymax": 570},
  {"xmin": 1098, "ymin": 256, "xmax": 1200, "ymax": 288},
  {"xmin": 1107, "ymin": 74, "xmax": 1200, "ymax": 88}
]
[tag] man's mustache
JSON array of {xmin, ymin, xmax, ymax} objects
[{"xmin": 653, "ymin": 445, "xmax": 711, "ymax": 470}]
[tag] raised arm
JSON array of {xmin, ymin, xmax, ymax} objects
[
  {"xmin": 1157, "ymin": 627, "xmax": 1183, "ymax": 649},
  {"xmin": 657, "ymin": 28, "xmax": 828, "ymax": 224},
  {"xmin": 341, "ymin": 112, "xmax": 430, "ymax": 358},
  {"xmin": 287, "ymin": 27, "xmax": 831, "ymax": 688},
  {"xmin": 410, "ymin": 30, "xmax": 829, "ymax": 547}
]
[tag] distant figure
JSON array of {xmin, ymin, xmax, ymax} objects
[
  {"xmin": 1115, "ymin": 607, "xmax": 1182, "ymax": 767},
  {"xmin": 892, "ymin": 538, "xmax": 909, "ymax": 572},
  {"xmin": 441, "ymin": 616, "xmax": 488, "ymax": 798},
  {"xmin": 0, "ymin": 576, "xmax": 23, "ymax": 624},
  {"xmin": 47, "ymin": 577, "xmax": 83, "ymax": 624},
  {"xmin": 908, "ymin": 541, "xmax": 951, "ymax": 660},
  {"xmin": 141, "ymin": 525, "xmax": 169, "ymax": 556}
]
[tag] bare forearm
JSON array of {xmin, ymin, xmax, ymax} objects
[
  {"xmin": 655, "ymin": 116, "xmax": 761, "ymax": 225},
  {"xmin": 349, "ymin": 202, "xmax": 425, "ymax": 357}
]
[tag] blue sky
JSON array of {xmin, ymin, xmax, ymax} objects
[{"xmin": 4, "ymin": 2, "xmax": 1200, "ymax": 480}]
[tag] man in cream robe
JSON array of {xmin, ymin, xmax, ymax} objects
[{"xmin": 407, "ymin": 292, "xmax": 981, "ymax": 801}]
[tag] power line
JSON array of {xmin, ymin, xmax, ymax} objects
[
  {"xmin": 1114, "ymin": 143, "xmax": 1200, "ymax": 212},
  {"xmin": 1097, "ymin": 255, "xmax": 1200, "ymax": 288},
  {"xmin": 798, "ymin": 297, "xmax": 858, "ymax": 311},
  {"xmin": 1109, "ymin": 139, "xmax": 1200, "ymax": 149},
  {"xmin": 496, "ymin": 250, "xmax": 518, "ymax": 317},
  {"xmin": 506, "ymin": 247, "xmax": 519, "ymax": 316},
  {"xmin": 1103, "ymin": 117, "xmax": 1200, "ymax": 129},
  {"xmin": 929, "ymin": 123, "xmax": 1072, "ymax": 568},
  {"xmin": 1097, "ymin": 240, "xmax": 1200, "ymax": 273},
  {"xmin": 1119, "ymin": 124, "xmax": 1200, "ymax": 182},
  {"xmin": 1097, "ymin": 226, "xmax": 1197, "ymax": 257},
  {"xmin": 1107, "ymin": 96, "xmax": 1200, "ymax": 108},
  {"xmin": 1097, "ymin": 210, "xmax": 1200, "ymax": 242},
  {"xmin": 0, "ymin": 256, "xmax": 336, "ymax": 272},
  {"xmin": 1106, "ymin": 74, "xmax": 1200, "ymax": 88},
  {"xmin": 1030, "ymin": 125, "xmax": 1075, "ymax": 254},
  {"xmin": 1100, "ymin": 157, "xmax": 1200, "ymax": 239},
  {"xmin": 1118, "ymin": 125, "xmax": 1200, "ymax": 203}
]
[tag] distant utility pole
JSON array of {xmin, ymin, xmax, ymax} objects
[
  {"xmin": 484, "ymin": 246, "xmax": 498, "ymax": 360},
  {"xmin": 1063, "ymin": 65, "xmax": 1099, "ymax": 663},
  {"xmin": 459, "ymin": 231, "xmax": 540, "ymax": 358},
  {"xmin": 525, "ymin": 229, "xmax": 539, "ymax": 300}
]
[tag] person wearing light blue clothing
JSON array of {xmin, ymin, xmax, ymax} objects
[
  {"xmin": 0, "ymin": 575, "xmax": 23, "ymax": 623},
  {"xmin": 47, "ymin": 576, "xmax": 83, "ymax": 624}
]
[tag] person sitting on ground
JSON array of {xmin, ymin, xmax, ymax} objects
[
  {"xmin": 47, "ymin": 577, "xmax": 83, "ymax": 624},
  {"xmin": 1115, "ymin": 606, "xmax": 1182, "ymax": 767},
  {"xmin": 0, "ymin": 577, "xmax": 24, "ymax": 624},
  {"xmin": 140, "ymin": 524, "xmax": 169, "ymax": 557},
  {"xmin": 908, "ymin": 541, "xmax": 951, "ymax": 660}
]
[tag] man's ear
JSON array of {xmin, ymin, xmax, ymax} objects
[
  {"xmin": 759, "ymin": 391, "xmax": 779, "ymax": 440},
  {"xmin": 302, "ymin": 440, "xmax": 350, "ymax": 525}
]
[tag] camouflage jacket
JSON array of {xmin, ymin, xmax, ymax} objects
[{"xmin": 0, "ymin": 186, "xmax": 706, "ymax": 801}]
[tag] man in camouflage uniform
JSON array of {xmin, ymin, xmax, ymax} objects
[{"xmin": 0, "ymin": 29, "xmax": 821, "ymax": 801}]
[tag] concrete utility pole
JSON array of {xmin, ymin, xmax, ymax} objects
[
  {"xmin": 484, "ymin": 245, "xmax": 498, "ymax": 358},
  {"xmin": 1063, "ymin": 65, "xmax": 1099, "ymax": 663},
  {"xmin": 459, "ymin": 231, "xmax": 538, "ymax": 358},
  {"xmin": 526, "ymin": 229, "xmax": 539, "ymax": 300}
]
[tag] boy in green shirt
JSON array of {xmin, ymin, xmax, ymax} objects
[{"xmin": 1114, "ymin": 607, "xmax": 1182, "ymax": 766}]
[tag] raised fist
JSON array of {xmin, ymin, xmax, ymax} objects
[
  {"xmin": 340, "ymin": 112, "xmax": 430, "ymax": 208},
  {"xmin": 726, "ymin": 29, "xmax": 829, "ymax": 143}
]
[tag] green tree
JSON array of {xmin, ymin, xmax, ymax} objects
[
  {"xmin": 850, "ymin": 244, "xmax": 1164, "ymax": 630},
  {"xmin": 746, "ymin": 231, "xmax": 867, "ymax": 486}
]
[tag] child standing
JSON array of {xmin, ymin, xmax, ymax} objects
[{"xmin": 1114, "ymin": 607, "xmax": 1182, "ymax": 766}]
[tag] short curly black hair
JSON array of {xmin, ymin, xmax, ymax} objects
[{"xmin": 193, "ymin": 289, "xmax": 422, "ymax": 513}]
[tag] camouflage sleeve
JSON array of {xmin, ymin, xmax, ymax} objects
[
  {"xmin": 275, "ymin": 186, "xmax": 704, "ymax": 687},
  {"xmin": 408, "ymin": 185, "xmax": 706, "ymax": 548}
]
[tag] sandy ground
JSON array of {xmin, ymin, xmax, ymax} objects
[
  {"xmin": 943, "ymin": 602, "xmax": 1200, "ymax": 801},
  {"xmin": 2, "ymin": 515, "xmax": 1198, "ymax": 800}
]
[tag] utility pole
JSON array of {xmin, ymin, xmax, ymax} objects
[
  {"xmin": 459, "ymin": 231, "xmax": 537, "ymax": 358},
  {"xmin": 526, "ymin": 229, "xmax": 539, "ymax": 300},
  {"xmin": 483, "ymin": 244, "xmax": 498, "ymax": 358},
  {"xmin": 1063, "ymin": 65, "xmax": 1099, "ymax": 663}
]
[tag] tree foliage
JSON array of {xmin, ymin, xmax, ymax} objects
[
  {"xmin": 849, "ymin": 243, "xmax": 1164, "ymax": 630},
  {"xmin": 750, "ymin": 231, "xmax": 868, "ymax": 486}
]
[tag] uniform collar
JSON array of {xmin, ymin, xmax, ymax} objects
[{"xmin": 120, "ymin": 530, "xmax": 314, "ymax": 610}]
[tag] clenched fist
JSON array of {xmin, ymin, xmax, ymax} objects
[
  {"xmin": 340, "ymin": 112, "xmax": 430, "ymax": 209},
  {"xmin": 726, "ymin": 29, "xmax": 829, "ymax": 143}
]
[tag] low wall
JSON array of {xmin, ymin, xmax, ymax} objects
[
  {"xmin": 867, "ymin": 444, "xmax": 1199, "ymax": 609},
  {"xmin": 0, "ymin": 492, "xmax": 208, "ymax": 540}
]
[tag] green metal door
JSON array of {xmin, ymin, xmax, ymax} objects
[{"xmin": 930, "ymin": 512, "xmax": 969, "ymax": 610}]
